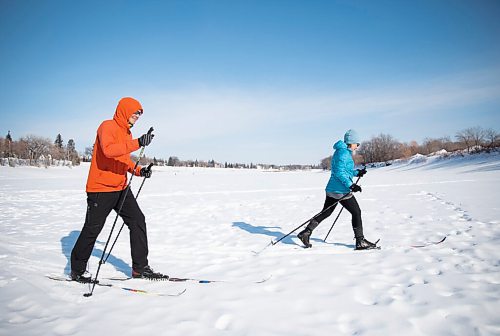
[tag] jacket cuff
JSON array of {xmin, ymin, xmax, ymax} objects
[{"xmin": 135, "ymin": 166, "xmax": 142, "ymax": 176}]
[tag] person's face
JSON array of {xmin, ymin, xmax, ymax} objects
[
  {"xmin": 349, "ymin": 143, "xmax": 359, "ymax": 150},
  {"xmin": 128, "ymin": 109, "xmax": 143, "ymax": 125}
]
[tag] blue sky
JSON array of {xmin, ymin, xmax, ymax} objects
[{"xmin": 1, "ymin": 0, "xmax": 499, "ymax": 164}]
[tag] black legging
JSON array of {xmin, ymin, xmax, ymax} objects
[{"xmin": 308, "ymin": 195, "xmax": 364, "ymax": 238}]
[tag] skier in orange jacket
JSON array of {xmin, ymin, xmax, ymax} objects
[{"xmin": 71, "ymin": 97, "xmax": 168, "ymax": 282}]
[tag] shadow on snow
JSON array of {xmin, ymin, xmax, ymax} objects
[
  {"xmin": 232, "ymin": 221, "xmax": 355, "ymax": 249},
  {"xmin": 60, "ymin": 230, "xmax": 130, "ymax": 276},
  {"xmin": 232, "ymin": 222, "xmax": 297, "ymax": 245}
]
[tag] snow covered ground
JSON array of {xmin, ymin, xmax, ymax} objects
[{"xmin": 1, "ymin": 152, "xmax": 499, "ymax": 335}]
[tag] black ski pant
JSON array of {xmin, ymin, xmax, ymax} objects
[
  {"xmin": 307, "ymin": 195, "xmax": 364, "ymax": 238},
  {"xmin": 71, "ymin": 189, "xmax": 149, "ymax": 273}
]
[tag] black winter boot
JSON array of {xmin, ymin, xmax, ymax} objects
[
  {"xmin": 297, "ymin": 219, "xmax": 320, "ymax": 248},
  {"xmin": 355, "ymin": 237, "xmax": 378, "ymax": 250},
  {"xmin": 306, "ymin": 219, "xmax": 320, "ymax": 232},
  {"xmin": 297, "ymin": 229, "xmax": 312, "ymax": 248},
  {"xmin": 71, "ymin": 270, "xmax": 95, "ymax": 283},
  {"xmin": 132, "ymin": 265, "xmax": 169, "ymax": 280}
]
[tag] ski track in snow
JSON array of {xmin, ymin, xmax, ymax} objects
[{"xmin": 1, "ymin": 156, "xmax": 500, "ymax": 336}]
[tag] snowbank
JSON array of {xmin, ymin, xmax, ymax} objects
[{"xmin": 370, "ymin": 149, "xmax": 500, "ymax": 170}]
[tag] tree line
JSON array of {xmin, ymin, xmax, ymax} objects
[
  {"xmin": 320, "ymin": 126, "xmax": 500, "ymax": 169},
  {"xmin": 0, "ymin": 131, "xmax": 80, "ymax": 167},
  {"xmin": 136, "ymin": 156, "xmax": 317, "ymax": 170},
  {"xmin": 3, "ymin": 126, "xmax": 498, "ymax": 169}
]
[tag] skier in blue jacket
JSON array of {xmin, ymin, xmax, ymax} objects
[{"xmin": 297, "ymin": 129, "xmax": 377, "ymax": 250}]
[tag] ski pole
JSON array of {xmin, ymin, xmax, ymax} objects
[
  {"xmin": 103, "ymin": 162, "xmax": 153, "ymax": 264},
  {"xmin": 85, "ymin": 127, "xmax": 153, "ymax": 297},
  {"xmin": 323, "ymin": 207, "xmax": 344, "ymax": 242},
  {"xmin": 323, "ymin": 173, "xmax": 363, "ymax": 242},
  {"xmin": 270, "ymin": 192, "xmax": 354, "ymax": 247}
]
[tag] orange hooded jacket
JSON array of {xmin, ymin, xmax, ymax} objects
[{"xmin": 86, "ymin": 97, "xmax": 144, "ymax": 192}]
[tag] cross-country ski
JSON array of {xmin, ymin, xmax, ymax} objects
[
  {"xmin": 46, "ymin": 275, "xmax": 187, "ymax": 297},
  {"xmin": 105, "ymin": 274, "xmax": 272, "ymax": 284},
  {"xmin": 409, "ymin": 236, "xmax": 447, "ymax": 248}
]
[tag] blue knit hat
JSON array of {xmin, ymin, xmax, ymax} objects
[{"xmin": 344, "ymin": 129, "xmax": 360, "ymax": 145}]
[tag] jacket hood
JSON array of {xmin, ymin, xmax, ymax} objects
[
  {"xmin": 333, "ymin": 140, "xmax": 348, "ymax": 150},
  {"xmin": 113, "ymin": 97, "xmax": 143, "ymax": 129}
]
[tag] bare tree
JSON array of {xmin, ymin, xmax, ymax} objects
[
  {"xmin": 420, "ymin": 137, "xmax": 455, "ymax": 155},
  {"xmin": 11, "ymin": 138, "xmax": 25, "ymax": 159},
  {"xmin": 21, "ymin": 135, "xmax": 52, "ymax": 165},
  {"xmin": 456, "ymin": 129, "xmax": 472, "ymax": 153},
  {"xmin": 0, "ymin": 136, "xmax": 5, "ymax": 158},
  {"xmin": 353, "ymin": 152, "xmax": 364, "ymax": 165},
  {"xmin": 469, "ymin": 126, "xmax": 486, "ymax": 150},
  {"xmin": 483, "ymin": 128, "xmax": 500, "ymax": 151},
  {"xmin": 49, "ymin": 146, "xmax": 63, "ymax": 163},
  {"xmin": 320, "ymin": 156, "xmax": 332, "ymax": 170},
  {"xmin": 456, "ymin": 127, "xmax": 486, "ymax": 153},
  {"xmin": 358, "ymin": 140, "xmax": 375, "ymax": 163},
  {"xmin": 358, "ymin": 134, "xmax": 401, "ymax": 163},
  {"xmin": 83, "ymin": 146, "xmax": 94, "ymax": 162},
  {"xmin": 399, "ymin": 140, "xmax": 420, "ymax": 158}
]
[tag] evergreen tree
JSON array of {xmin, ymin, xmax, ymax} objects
[
  {"xmin": 67, "ymin": 139, "xmax": 75, "ymax": 152},
  {"xmin": 55, "ymin": 134, "xmax": 63, "ymax": 148},
  {"xmin": 67, "ymin": 139, "xmax": 79, "ymax": 163},
  {"xmin": 168, "ymin": 156, "xmax": 179, "ymax": 166},
  {"xmin": 5, "ymin": 131, "xmax": 12, "ymax": 157}
]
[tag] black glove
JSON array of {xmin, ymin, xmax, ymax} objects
[
  {"xmin": 357, "ymin": 168, "xmax": 367, "ymax": 177},
  {"xmin": 138, "ymin": 133, "xmax": 155, "ymax": 147},
  {"xmin": 140, "ymin": 166, "xmax": 152, "ymax": 178},
  {"xmin": 350, "ymin": 184, "xmax": 362, "ymax": 193}
]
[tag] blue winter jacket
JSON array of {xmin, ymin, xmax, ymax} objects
[{"xmin": 325, "ymin": 140, "xmax": 359, "ymax": 194}]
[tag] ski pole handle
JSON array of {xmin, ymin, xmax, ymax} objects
[
  {"xmin": 134, "ymin": 127, "xmax": 154, "ymax": 170},
  {"xmin": 139, "ymin": 127, "xmax": 154, "ymax": 152}
]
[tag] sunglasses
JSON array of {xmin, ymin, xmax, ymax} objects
[{"xmin": 134, "ymin": 110, "xmax": 143, "ymax": 116}]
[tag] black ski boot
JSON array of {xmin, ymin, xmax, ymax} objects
[
  {"xmin": 71, "ymin": 270, "xmax": 95, "ymax": 283},
  {"xmin": 355, "ymin": 237, "xmax": 378, "ymax": 250},
  {"xmin": 297, "ymin": 229, "xmax": 312, "ymax": 248},
  {"xmin": 297, "ymin": 219, "xmax": 320, "ymax": 248},
  {"xmin": 132, "ymin": 265, "xmax": 169, "ymax": 280}
]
